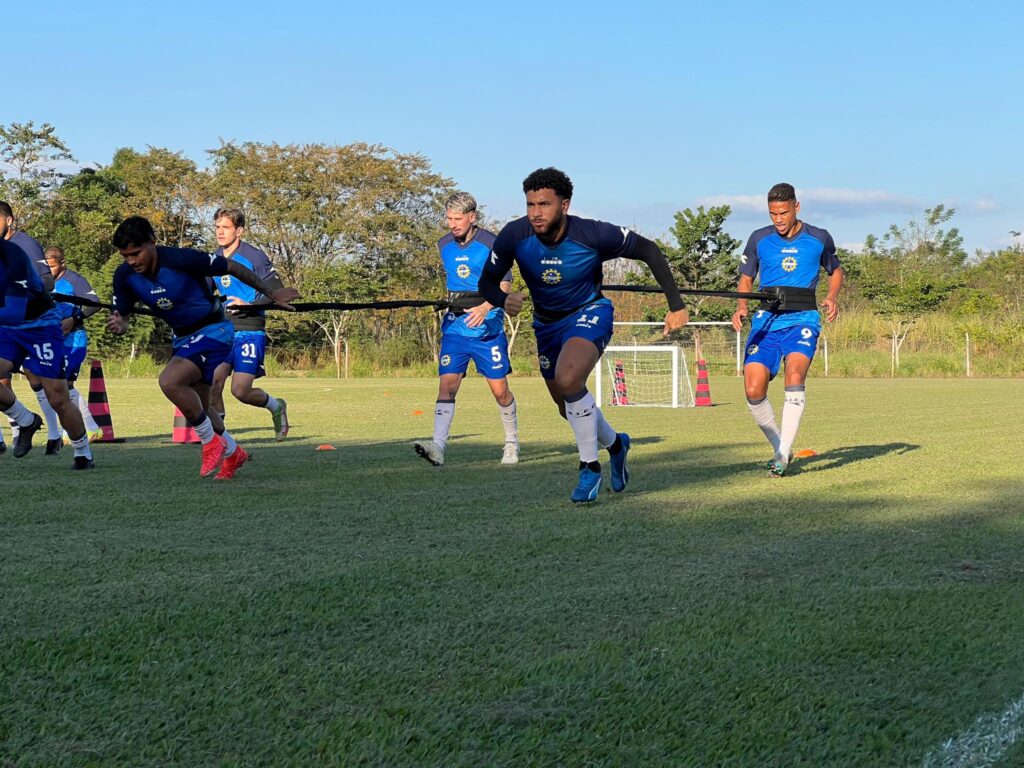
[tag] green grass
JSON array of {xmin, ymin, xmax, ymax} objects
[{"xmin": 2, "ymin": 376, "xmax": 1023, "ymax": 766}]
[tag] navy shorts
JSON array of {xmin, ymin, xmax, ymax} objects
[
  {"xmin": 228, "ymin": 330, "xmax": 267, "ymax": 378},
  {"xmin": 172, "ymin": 322, "xmax": 235, "ymax": 385},
  {"xmin": 533, "ymin": 300, "xmax": 614, "ymax": 380},
  {"xmin": 0, "ymin": 323, "xmax": 67, "ymax": 379}
]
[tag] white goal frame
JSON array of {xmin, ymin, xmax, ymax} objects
[
  {"xmin": 593, "ymin": 345, "xmax": 694, "ymax": 408},
  {"xmin": 613, "ymin": 321, "xmax": 742, "ymax": 375}
]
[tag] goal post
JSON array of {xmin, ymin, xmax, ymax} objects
[
  {"xmin": 611, "ymin": 321, "xmax": 742, "ymax": 377},
  {"xmin": 593, "ymin": 345, "xmax": 695, "ymax": 408}
]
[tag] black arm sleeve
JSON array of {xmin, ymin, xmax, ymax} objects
[
  {"xmin": 478, "ymin": 250, "xmax": 514, "ymax": 309},
  {"xmin": 632, "ymin": 236, "xmax": 685, "ymax": 311}
]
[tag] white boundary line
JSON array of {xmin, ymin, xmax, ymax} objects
[{"xmin": 921, "ymin": 693, "xmax": 1024, "ymax": 767}]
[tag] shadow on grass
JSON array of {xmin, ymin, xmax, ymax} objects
[{"xmin": 790, "ymin": 442, "xmax": 921, "ymax": 475}]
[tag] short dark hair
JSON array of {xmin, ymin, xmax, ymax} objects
[
  {"xmin": 112, "ymin": 216, "xmax": 156, "ymax": 249},
  {"xmin": 0, "ymin": 201, "xmax": 13, "ymax": 220},
  {"xmin": 523, "ymin": 167, "xmax": 573, "ymax": 200},
  {"xmin": 214, "ymin": 207, "xmax": 245, "ymax": 227},
  {"xmin": 44, "ymin": 246, "xmax": 65, "ymax": 262},
  {"xmin": 767, "ymin": 183, "xmax": 797, "ymax": 203}
]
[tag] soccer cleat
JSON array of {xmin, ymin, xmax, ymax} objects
[
  {"xmin": 571, "ymin": 467, "xmax": 603, "ymax": 503},
  {"xmin": 768, "ymin": 452, "xmax": 794, "ymax": 478},
  {"xmin": 609, "ymin": 432, "xmax": 631, "ymax": 492},
  {"xmin": 214, "ymin": 445, "xmax": 250, "ymax": 480},
  {"xmin": 200, "ymin": 436, "xmax": 227, "ymax": 477},
  {"xmin": 46, "ymin": 438, "xmax": 63, "ymax": 455},
  {"xmin": 500, "ymin": 441, "xmax": 520, "ymax": 465},
  {"xmin": 272, "ymin": 399, "xmax": 289, "ymax": 441},
  {"xmin": 71, "ymin": 455, "xmax": 95, "ymax": 470},
  {"xmin": 413, "ymin": 439, "xmax": 445, "ymax": 467},
  {"xmin": 13, "ymin": 414, "xmax": 43, "ymax": 458}
]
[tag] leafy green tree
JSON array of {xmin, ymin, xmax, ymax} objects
[
  {"xmin": 0, "ymin": 121, "xmax": 75, "ymax": 224},
  {"xmin": 858, "ymin": 205, "xmax": 966, "ymax": 374}
]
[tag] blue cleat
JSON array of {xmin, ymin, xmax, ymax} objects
[
  {"xmin": 609, "ymin": 432, "xmax": 631, "ymax": 492},
  {"xmin": 571, "ymin": 467, "xmax": 603, "ymax": 503}
]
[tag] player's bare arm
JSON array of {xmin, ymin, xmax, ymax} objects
[{"xmin": 732, "ymin": 274, "xmax": 755, "ymax": 331}]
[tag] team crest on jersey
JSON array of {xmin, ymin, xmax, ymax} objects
[
  {"xmin": 220, "ymin": 275, "xmax": 232, "ymax": 288},
  {"xmin": 747, "ymin": 344, "xmax": 759, "ymax": 356},
  {"xmin": 156, "ymin": 297, "xmax": 174, "ymax": 310},
  {"xmin": 538, "ymin": 355, "xmax": 551, "ymax": 370},
  {"xmin": 440, "ymin": 354, "xmax": 451, "ymax": 366},
  {"xmin": 541, "ymin": 269, "xmax": 562, "ymax": 285},
  {"xmin": 782, "ymin": 256, "xmax": 798, "ymax": 272},
  {"xmin": 456, "ymin": 264, "xmax": 471, "ymax": 279}
]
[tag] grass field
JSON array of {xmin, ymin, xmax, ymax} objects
[{"xmin": 2, "ymin": 375, "xmax": 1023, "ymax": 767}]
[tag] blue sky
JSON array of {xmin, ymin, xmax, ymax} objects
[{"xmin": 10, "ymin": 1, "xmax": 1023, "ymax": 253}]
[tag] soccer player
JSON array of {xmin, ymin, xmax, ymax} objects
[
  {"xmin": 0, "ymin": 237, "xmax": 94, "ymax": 468},
  {"xmin": 107, "ymin": 216, "xmax": 298, "ymax": 480},
  {"xmin": 478, "ymin": 168, "xmax": 688, "ymax": 502},
  {"xmin": 412, "ymin": 192, "xmax": 519, "ymax": 467},
  {"xmin": 208, "ymin": 208, "xmax": 290, "ymax": 440},
  {"xmin": 46, "ymin": 246, "xmax": 105, "ymax": 444},
  {"xmin": 0, "ymin": 201, "xmax": 61, "ymax": 452},
  {"xmin": 731, "ymin": 183, "xmax": 843, "ymax": 477}
]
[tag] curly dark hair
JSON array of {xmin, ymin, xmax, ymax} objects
[
  {"xmin": 767, "ymin": 183, "xmax": 796, "ymax": 203},
  {"xmin": 112, "ymin": 216, "xmax": 156, "ymax": 248},
  {"xmin": 522, "ymin": 167, "xmax": 573, "ymax": 200}
]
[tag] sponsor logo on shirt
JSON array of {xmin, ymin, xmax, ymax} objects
[
  {"xmin": 150, "ymin": 287, "xmax": 166, "ymax": 294},
  {"xmin": 781, "ymin": 247, "xmax": 798, "ymax": 254},
  {"xmin": 540, "ymin": 257, "xmax": 562, "ymax": 265}
]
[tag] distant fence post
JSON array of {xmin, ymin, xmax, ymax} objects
[
  {"xmin": 965, "ymin": 332, "xmax": 971, "ymax": 378},
  {"xmin": 823, "ymin": 336, "xmax": 829, "ymax": 377}
]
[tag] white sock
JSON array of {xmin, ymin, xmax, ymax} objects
[
  {"xmin": 190, "ymin": 414, "xmax": 216, "ymax": 444},
  {"xmin": 595, "ymin": 407, "xmax": 617, "ymax": 449},
  {"xmin": 777, "ymin": 386, "xmax": 806, "ymax": 461},
  {"xmin": 8, "ymin": 417, "xmax": 18, "ymax": 439},
  {"xmin": 5, "ymin": 400, "xmax": 36, "ymax": 428},
  {"xmin": 34, "ymin": 389, "xmax": 62, "ymax": 440},
  {"xmin": 69, "ymin": 387, "xmax": 100, "ymax": 432},
  {"xmin": 564, "ymin": 389, "xmax": 599, "ymax": 463},
  {"xmin": 433, "ymin": 400, "xmax": 455, "ymax": 449},
  {"xmin": 498, "ymin": 397, "xmax": 518, "ymax": 444},
  {"xmin": 747, "ymin": 396, "xmax": 781, "ymax": 454},
  {"xmin": 70, "ymin": 433, "xmax": 92, "ymax": 459},
  {"xmin": 263, "ymin": 394, "xmax": 279, "ymax": 413},
  {"xmin": 218, "ymin": 428, "xmax": 237, "ymax": 457}
]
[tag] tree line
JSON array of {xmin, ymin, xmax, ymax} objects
[{"xmin": 2, "ymin": 121, "xmax": 1021, "ymax": 376}]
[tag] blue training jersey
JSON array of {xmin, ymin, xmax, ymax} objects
[
  {"xmin": 9, "ymin": 231, "xmax": 51, "ymax": 285},
  {"xmin": 740, "ymin": 222, "xmax": 841, "ymax": 332},
  {"xmin": 112, "ymin": 247, "xmax": 230, "ymax": 337},
  {"xmin": 488, "ymin": 215, "xmax": 637, "ymax": 322},
  {"xmin": 213, "ymin": 241, "xmax": 280, "ymax": 332},
  {"xmin": 53, "ymin": 268, "xmax": 97, "ymax": 350},
  {"xmin": 0, "ymin": 238, "xmax": 60, "ymax": 328},
  {"xmin": 439, "ymin": 228, "xmax": 508, "ymax": 339}
]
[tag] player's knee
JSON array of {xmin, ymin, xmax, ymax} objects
[
  {"xmin": 553, "ymin": 370, "xmax": 583, "ymax": 397},
  {"xmin": 230, "ymin": 381, "xmax": 252, "ymax": 400}
]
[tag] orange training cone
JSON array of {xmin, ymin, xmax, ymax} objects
[
  {"xmin": 612, "ymin": 360, "xmax": 630, "ymax": 405},
  {"xmin": 88, "ymin": 360, "xmax": 126, "ymax": 442},
  {"xmin": 172, "ymin": 407, "xmax": 201, "ymax": 444},
  {"xmin": 694, "ymin": 359, "xmax": 713, "ymax": 407}
]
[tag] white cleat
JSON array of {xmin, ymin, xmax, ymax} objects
[
  {"xmin": 501, "ymin": 441, "xmax": 520, "ymax": 465},
  {"xmin": 413, "ymin": 440, "xmax": 445, "ymax": 466}
]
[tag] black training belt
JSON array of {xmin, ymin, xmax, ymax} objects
[{"xmin": 759, "ymin": 286, "xmax": 817, "ymax": 312}]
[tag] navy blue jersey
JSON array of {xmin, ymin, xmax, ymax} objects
[
  {"xmin": 0, "ymin": 238, "xmax": 59, "ymax": 328},
  {"xmin": 741, "ymin": 223, "xmax": 841, "ymax": 331},
  {"xmin": 213, "ymin": 241, "xmax": 281, "ymax": 331},
  {"xmin": 113, "ymin": 247, "xmax": 229, "ymax": 337},
  {"xmin": 487, "ymin": 216, "xmax": 637, "ymax": 321},
  {"xmin": 8, "ymin": 231, "xmax": 52, "ymax": 288},
  {"xmin": 438, "ymin": 228, "xmax": 509, "ymax": 339}
]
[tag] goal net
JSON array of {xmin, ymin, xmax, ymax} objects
[
  {"xmin": 594, "ymin": 345, "xmax": 694, "ymax": 408},
  {"xmin": 611, "ymin": 321, "xmax": 740, "ymax": 378}
]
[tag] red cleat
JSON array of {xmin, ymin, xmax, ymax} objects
[
  {"xmin": 214, "ymin": 445, "xmax": 250, "ymax": 480},
  {"xmin": 200, "ymin": 436, "xmax": 227, "ymax": 477}
]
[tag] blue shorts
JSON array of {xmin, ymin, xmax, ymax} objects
[
  {"xmin": 0, "ymin": 323, "xmax": 67, "ymax": 379},
  {"xmin": 172, "ymin": 322, "xmax": 235, "ymax": 385},
  {"xmin": 228, "ymin": 330, "xmax": 267, "ymax": 378},
  {"xmin": 534, "ymin": 300, "xmax": 614, "ymax": 380},
  {"xmin": 439, "ymin": 332, "xmax": 511, "ymax": 380},
  {"xmin": 64, "ymin": 343, "xmax": 88, "ymax": 383},
  {"xmin": 744, "ymin": 323, "xmax": 820, "ymax": 379}
]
